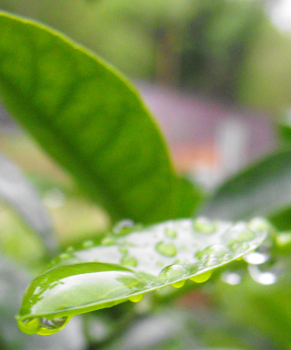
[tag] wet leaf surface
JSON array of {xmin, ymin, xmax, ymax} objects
[{"xmin": 17, "ymin": 217, "xmax": 268, "ymax": 335}]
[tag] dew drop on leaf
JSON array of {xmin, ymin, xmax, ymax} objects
[
  {"xmin": 129, "ymin": 294, "xmax": 144, "ymax": 303},
  {"xmin": 190, "ymin": 270, "xmax": 212, "ymax": 283},
  {"xmin": 172, "ymin": 280, "xmax": 185, "ymax": 289},
  {"xmin": 165, "ymin": 228, "xmax": 177, "ymax": 239},
  {"xmin": 158, "ymin": 264, "xmax": 187, "ymax": 282},
  {"xmin": 18, "ymin": 316, "xmax": 70, "ymax": 335},
  {"xmin": 101, "ymin": 237, "xmax": 115, "ymax": 246},
  {"xmin": 121, "ymin": 255, "xmax": 138, "ymax": 267},
  {"xmin": 156, "ymin": 241, "xmax": 177, "ymax": 257},
  {"xmin": 193, "ymin": 217, "xmax": 217, "ymax": 234},
  {"xmin": 119, "ymin": 246, "xmax": 129, "ymax": 254}
]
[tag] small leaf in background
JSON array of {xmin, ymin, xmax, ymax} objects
[
  {"xmin": 16, "ymin": 217, "xmax": 268, "ymax": 335},
  {"xmin": 201, "ymin": 149, "xmax": 291, "ymax": 230},
  {"xmin": 0, "ymin": 154, "xmax": 55, "ymax": 252},
  {"xmin": 0, "ymin": 12, "xmax": 197, "ymax": 224}
]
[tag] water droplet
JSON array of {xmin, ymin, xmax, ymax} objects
[
  {"xmin": 165, "ymin": 228, "xmax": 177, "ymax": 239},
  {"xmin": 59, "ymin": 253, "xmax": 70, "ymax": 260},
  {"xmin": 221, "ymin": 272, "xmax": 242, "ymax": 285},
  {"xmin": 190, "ymin": 270, "xmax": 212, "ymax": 283},
  {"xmin": 158, "ymin": 264, "xmax": 187, "ymax": 282},
  {"xmin": 18, "ymin": 317, "xmax": 40, "ymax": 335},
  {"xmin": 66, "ymin": 246, "xmax": 74, "ymax": 253},
  {"xmin": 156, "ymin": 241, "xmax": 177, "ymax": 257},
  {"xmin": 119, "ymin": 246, "xmax": 129, "ymax": 254},
  {"xmin": 227, "ymin": 229, "xmax": 254, "ymax": 251},
  {"xmin": 18, "ymin": 316, "xmax": 70, "ymax": 335},
  {"xmin": 101, "ymin": 237, "xmax": 115, "ymax": 246},
  {"xmin": 82, "ymin": 240, "xmax": 94, "ymax": 248},
  {"xmin": 172, "ymin": 280, "xmax": 185, "ymax": 288},
  {"xmin": 248, "ymin": 217, "xmax": 271, "ymax": 232},
  {"xmin": 121, "ymin": 255, "xmax": 138, "ymax": 267},
  {"xmin": 113, "ymin": 219, "xmax": 135, "ymax": 235},
  {"xmin": 196, "ymin": 245, "xmax": 231, "ymax": 260},
  {"xmin": 243, "ymin": 251, "xmax": 269, "ymax": 265},
  {"xmin": 193, "ymin": 217, "xmax": 216, "ymax": 234},
  {"xmin": 129, "ymin": 294, "xmax": 144, "ymax": 303}
]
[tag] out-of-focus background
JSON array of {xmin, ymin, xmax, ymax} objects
[
  {"xmin": 0, "ymin": 1, "xmax": 291, "ymax": 350},
  {"xmin": 0, "ymin": 0, "xmax": 290, "ymax": 187}
]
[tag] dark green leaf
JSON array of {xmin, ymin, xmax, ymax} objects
[
  {"xmin": 201, "ymin": 149, "xmax": 291, "ymax": 224},
  {"xmin": 16, "ymin": 217, "xmax": 268, "ymax": 335},
  {"xmin": 0, "ymin": 12, "xmax": 179, "ymax": 224}
]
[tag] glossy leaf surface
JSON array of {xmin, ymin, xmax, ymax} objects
[
  {"xmin": 201, "ymin": 149, "xmax": 291, "ymax": 225},
  {"xmin": 0, "ymin": 12, "xmax": 177, "ymax": 223},
  {"xmin": 17, "ymin": 217, "xmax": 268, "ymax": 335}
]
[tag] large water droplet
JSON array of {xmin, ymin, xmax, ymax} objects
[
  {"xmin": 156, "ymin": 241, "xmax": 177, "ymax": 257},
  {"xmin": 172, "ymin": 280, "xmax": 185, "ymax": 289},
  {"xmin": 18, "ymin": 316, "xmax": 70, "ymax": 335},
  {"xmin": 17, "ymin": 317, "xmax": 40, "ymax": 335},
  {"xmin": 193, "ymin": 217, "xmax": 217, "ymax": 234},
  {"xmin": 113, "ymin": 219, "xmax": 135, "ymax": 235},
  {"xmin": 121, "ymin": 255, "xmax": 138, "ymax": 267},
  {"xmin": 165, "ymin": 228, "xmax": 177, "ymax": 239},
  {"xmin": 158, "ymin": 264, "xmax": 187, "ymax": 282},
  {"xmin": 190, "ymin": 270, "xmax": 212, "ymax": 283},
  {"xmin": 129, "ymin": 294, "xmax": 144, "ymax": 303}
]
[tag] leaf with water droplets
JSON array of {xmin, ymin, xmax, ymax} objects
[{"xmin": 17, "ymin": 217, "xmax": 268, "ymax": 335}]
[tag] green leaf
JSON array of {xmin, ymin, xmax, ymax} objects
[
  {"xmin": 276, "ymin": 114, "xmax": 291, "ymax": 146},
  {"xmin": 16, "ymin": 217, "xmax": 268, "ymax": 335},
  {"xmin": 0, "ymin": 154, "xmax": 55, "ymax": 252},
  {"xmin": 0, "ymin": 12, "xmax": 178, "ymax": 224},
  {"xmin": 201, "ymin": 149, "xmax": 291, "ymax": 225}
]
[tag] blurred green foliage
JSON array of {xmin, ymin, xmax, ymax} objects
[{"xmin": 1, "ymin": 0, "xmax": 290, "ymax": 111}]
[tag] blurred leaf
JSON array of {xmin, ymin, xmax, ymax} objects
[
  {"xmin": 172, "ymin": 175, "xmax": 205, "ymax": 218},
  {"xmin": 0, "ymin": 154, "xmax": 55, "ymax": 252},
  {"xmin": 276, "ymin": 113, "xmax": 291, "ymax": 146},
  {"xmin": 16, "ymin": 217, "xmax": 268, "ymax": 335},
  {"xmin": 201, "ymin": 149, "xmax": 291, "ymax": 226},
  {"xmin": 0, "ymin": 12, "xmax": 184, "ymax": 224}
]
